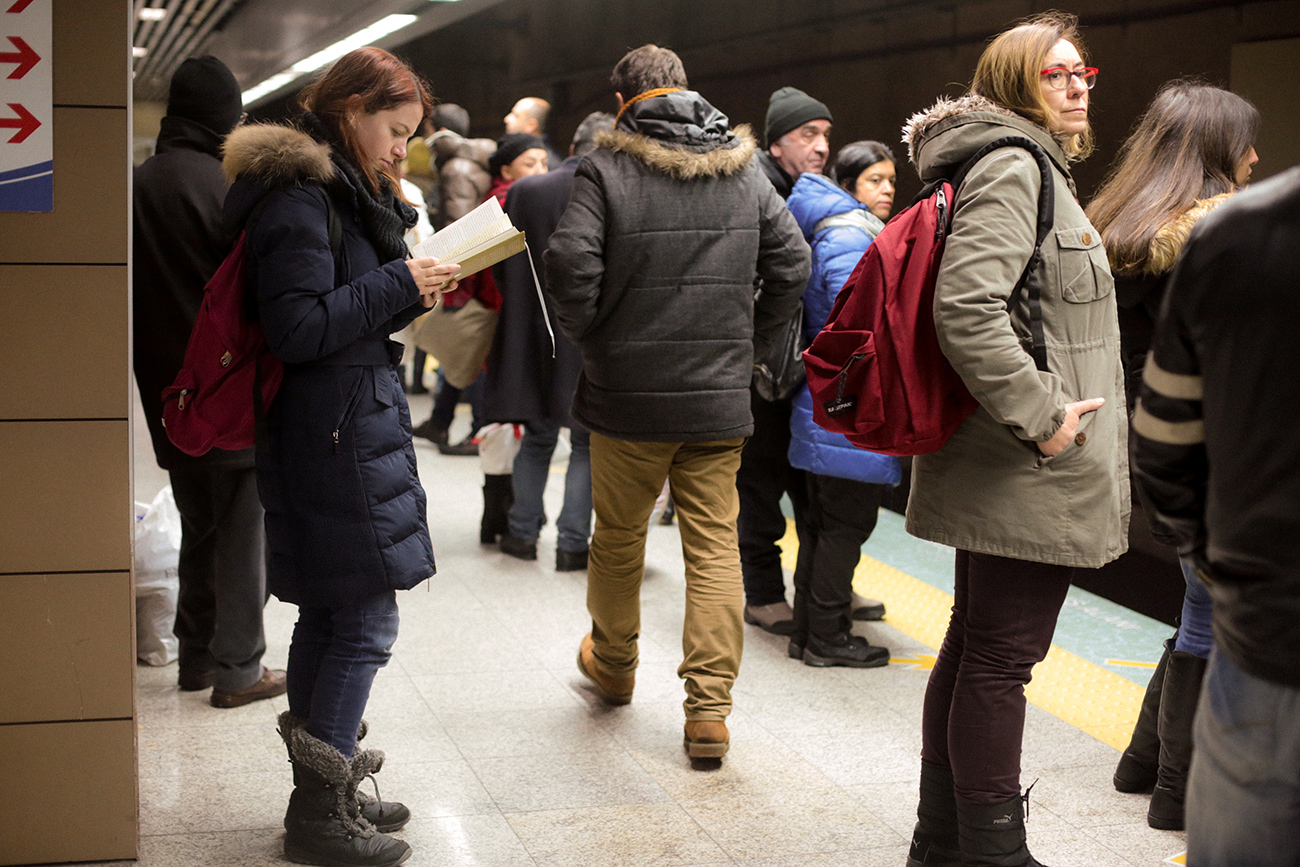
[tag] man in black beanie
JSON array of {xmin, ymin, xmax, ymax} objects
[
  {"xmin": 758, "ymin": 86, "xmax": 832, "ymax": 198},
  {"xmin": 133, "ymin": 55, "xmax": 286, "ymax": 708}
]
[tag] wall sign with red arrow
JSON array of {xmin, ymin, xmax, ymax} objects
[{"xmin": 0, "ymin": 0, "xmax": 49, "ymax": 211}]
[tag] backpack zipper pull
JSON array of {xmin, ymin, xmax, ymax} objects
[
  {"xmin": 332, "ymin": 430, "xmax": 340, "ymax": 454},
  {"xmin": 934, "ymin": 188, "xmax": 948, "ymax": 242}
]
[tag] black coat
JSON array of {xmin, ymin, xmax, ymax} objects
[
  {"xmin": 483, "ymin": 156, "xmax": 585, "ymax": 426},
  {"xmin": 133, "ymin": 116, "xmax": 253, "ymax": 471},
  {"xmin": 544, "ymin": 91, "xmax": 810, "ymax": 442},
  {"xmin": 222, "ymin": 122, "xmax": 435, "ymax": 607}
]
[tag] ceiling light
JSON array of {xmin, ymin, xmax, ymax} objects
[
  {"xmin": 241, "ymin": 14, "xmax": 418, "ymax": 105},
  {"xmin": 133, "ymin": 46, "xmax": 148, "ymax": 58},
  {"xmin": 138, "ymin": 7, "xmax": 167, "ymax": 20}
]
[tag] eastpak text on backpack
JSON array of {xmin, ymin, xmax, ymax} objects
[
  {"xmin": 161, "ymin": 192, "xmax": 340, "ymax": 457},
  {"xmin": 802, "ymin": 136, "xmax": 1055, "ymax": 456}
]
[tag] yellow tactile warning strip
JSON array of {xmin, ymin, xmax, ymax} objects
[{"xmin": 777, "ymin": 521, "xmax": 1146, "ymax": 751}]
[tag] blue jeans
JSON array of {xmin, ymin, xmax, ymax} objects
[
  {"xmin": 507, "ymin": 422, "xmax": 593, "ymax": 553},
  {"xmin": 286, "ymin": 591, "xmax": 400, "ymax": 757},
  {"xmin": 1175, "ymin": 555, "xmax": 1214, "ymax": 658},
  {"xmin": 1187, "ymin": 648, "xmax": 1300, "ymax": 866}
]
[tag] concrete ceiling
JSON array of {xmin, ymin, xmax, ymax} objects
[{"xmin": 131, "ymin": 0, "xmax": 507, "ymax": 105}]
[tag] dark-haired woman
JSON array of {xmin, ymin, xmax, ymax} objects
[
  {"xmin": 783, "ymin": 141, "xmax": 900, "ymax": 668},
  {"xmin": 223, "ymin": 47, "xmax": 459, "ymax": 867},
  {"xmin": 901, "ymin": 12, "xmax": 1127, "ymax": 866},
  {"xmin": 1087, "ymin": 80, "xmax": 1259, "ymax": 832}
]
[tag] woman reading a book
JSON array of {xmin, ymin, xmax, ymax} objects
[{"xmin": 221, "ymin": 46, "xmax": 457, "ymax": 867}]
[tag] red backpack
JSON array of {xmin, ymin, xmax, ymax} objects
[
  {"xmin": 161, "ymin": 194, "xmax": 340, "ymax": 457},
  {"xmin": 802, "ymin": 136, "xmax": 1054, "ymax": 456}
]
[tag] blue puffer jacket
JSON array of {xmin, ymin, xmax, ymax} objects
[
  {"xmin": 222, "ymin": 122, "xmax": 436, "ymax": 607},
  {"xmin": 785, "ymin": 173, "xmax": 900, "ymax": 486}
]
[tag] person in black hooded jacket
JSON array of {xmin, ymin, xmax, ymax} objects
[
  {"xmin": 221, "ymin": 47, "xmax": 459, "ymax": 867},
  {"xmin": 132, "ymin": 55, "xmax": 286, "ymax": 708}
]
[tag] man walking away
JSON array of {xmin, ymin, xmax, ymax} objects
[
  {"xmin": 133, "ymin": 56, "xmax": 286, "ymax": 708},
  {"xmin": 545, "ymin": 45, "xmax": 810, "ymax": 761}
]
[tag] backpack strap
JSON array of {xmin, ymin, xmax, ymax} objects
[{"xmin": 948, "ymin": 136, "xmax": 1055, "ymax": 372}]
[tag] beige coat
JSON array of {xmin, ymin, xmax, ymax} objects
[{"xmin": 901, "ymin": 95, "xmax": 1130, "ymax": 567}]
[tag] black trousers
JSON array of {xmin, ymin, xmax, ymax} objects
[
  {"xmin": 791, "ymin": 473, "xmax": 885, "ymax": 645},
  {"xmin": 169, "ymin": 467, "xmax": 270, "ymax": 691},
  {"xmin": 921, "ymin": 549, "xmax": 1075, "ymax": 804},
  {"xmin": 736, "ymin": 391, "xmax": 807, "ymax": 606}
]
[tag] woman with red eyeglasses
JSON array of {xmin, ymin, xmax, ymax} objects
[{"xmin": 900, "ymin": 12, "xmax": 1126, "ymax": 867}]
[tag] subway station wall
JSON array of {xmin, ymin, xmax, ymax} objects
[
  {"xmin": 379, "ymin": 0, "xmax": 1300, "ymax": 204},
  {"xmin": 0, "ymin": 2, "xmax": 137, "ymax": 864}
]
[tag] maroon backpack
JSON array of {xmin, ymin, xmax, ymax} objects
[
  {"xmin": 162, "ymin": 194, "xmax": 340, "ymax": 457},
  {"xmin": 802, "ymin": 136, "xmax": 1054, "ymax": 456}
]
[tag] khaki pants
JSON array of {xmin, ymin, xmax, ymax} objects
[{"xmin": 587, "ymin": 432, "xmax": 746, "ymax": 721}]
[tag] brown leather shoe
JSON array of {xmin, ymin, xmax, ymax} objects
[
  {"xmin": 576, "ymin": 633, "xmax": 634, "ymax": 705},
  {"xmin": 210, "ymin": 666, "xmax": 287, "ymax": 708},
  {"xmin": 683, "ymin": 720, "xmax": 730, "ymax": 758}
]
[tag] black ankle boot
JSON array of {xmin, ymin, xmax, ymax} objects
[
  {"xmin": 281, "ymin": 718, "xmax": 411, "ymax": 867},
  {"xmin": 906, "ymin": 761, "xmax": 962, "ymax": 867},
  {"xmin": 956, "ymin": 790, "xmax": 1048, "ymax": 866},
  {"xmin": 1114, "ymin": 638, "xmax": 1172, "ymax": 793},
  {"xmin": 802, "ymin": 633, "xmax": 889, "ymax": 668},
  {"xmin": 1148, "ymin": 647, "xmax": 1208, "ymax": 831},
  {"xmin": 480, "ymin": 474, "xmax": 514, "ymax": 544}
]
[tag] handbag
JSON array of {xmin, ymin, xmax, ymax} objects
[
  {"xmin": 752, "ymin": 301, "xmax": 806, "ymax": 402},
  {"xmin": 413, "ymin": 295, "xmax": 500, "ymax": 389}
]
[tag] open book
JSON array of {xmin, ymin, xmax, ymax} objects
[{"xmin": 409, "ymin": 196, "xmax": 525, "ymax": 278}]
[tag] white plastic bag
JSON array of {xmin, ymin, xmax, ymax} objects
[
  {"xmin": 134, "ymin": 485, "xmax": 181, "ymax": 666},
  {"xmin": 477, "ymin": 423, "xmax": 522, "ymax": 475}
]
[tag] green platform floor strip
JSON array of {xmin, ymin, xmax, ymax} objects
[{"xmin": 778, "ymin": 510, "xmax": 1174, "ymax": 750}]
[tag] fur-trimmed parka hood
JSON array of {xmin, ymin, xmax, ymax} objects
[
  {"xmin": 1141, "ymin": 193, "xmax": 1234, "ymax": 275},
  {"xmin": 221, "ymin": 122, "xmax": 335, "ymax": 186},
  {"xmin": 595, "ymin": 90, "xmax": 756, "ymax": 180},
  {"xmin": 902, "ymin": 93, "xmax": 1071, "ymax": 183}
]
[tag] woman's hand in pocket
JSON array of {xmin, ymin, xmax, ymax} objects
[{"xmin": 1039, "ymin": 397, "xmax": 1105, "ymax": 456}]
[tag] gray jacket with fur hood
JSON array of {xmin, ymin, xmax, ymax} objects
[
  {"xmin": 901, "ymin": 94, "xmax": 1129, "ymax": 568},
  {"xmin": 545, "ymin": 90, "xmax": 810, "ymax": 442}
]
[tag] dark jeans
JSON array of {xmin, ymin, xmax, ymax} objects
[
  {"xmin": 287, "ymin": 591, "xmax": 400, "ymax": 758},
  {"xmin": 508, "ymin": 422, "xmax": 593, "ymax": 552},
  {"xmin": 430, "ymin": 372, "xmax": 485, "ymax": 434},
  {"xmin": 791, "ymin": 473, "xmax": 885, "ymax": 645},
  {"xmin": 921, "ymin": 549, "xmax": 1074, "ymax": 804},
  {"xmin": 169, "ymin": 467, "xmax": 268, "ymax": 691},
  {"xmin": 736, "ymin": 391, "xmax": 807, "ymax": 606}
]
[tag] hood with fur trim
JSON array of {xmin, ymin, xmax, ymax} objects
[
  {"xmin": 221, "ymin": 122, "xmax": 335, "ymax": 186},
  {"xmin": 902, "ymin": 93, "xmax": 1071, "ymax": 181},
  {"xmin": 596, "ymin": 90, "xmax": 756, "ymax": 181},
  {"xmin": 1143, "ymin": 193, "xmax": 1233, "ymax": 275}
]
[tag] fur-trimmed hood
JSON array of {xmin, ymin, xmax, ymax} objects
[
  {"xmin": 1143, "ymin": 193, "xmax": 1233, "ymax": 275},
  {"xmin": 902, "ymin": 93, "xmax": 1071, "ymax": 181},
  {"xmin": 221, "ymin": 122, "xmax": 335, "ymax": 186},
  {"xmin": 595, "ymin": 90, "xmax": 756, "ymax": 180}
]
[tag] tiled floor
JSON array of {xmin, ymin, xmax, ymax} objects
[{"xmin": 103, "ymin": 392, "xmax": 1189, "ymax": 867}]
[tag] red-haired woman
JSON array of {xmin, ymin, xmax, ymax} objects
[{"xmin": 222, "ymin": 47, "xmax": 457, "ymax": 867}]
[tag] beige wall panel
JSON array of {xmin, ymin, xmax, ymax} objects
[
  {"xmin": 0, "ymin": 573, "xmax": 133, "ymax": 724},
  {"xmin": 52, "ymin": 0, "xmax": 129, "ymax": 107},
  {"xmin": 0, "ymin": 421, "xmax": 131, "ymax": 574},
  {"xmin": 0, "ymin": 265, "xmax": 128, "ymax": 420},
  {"xmin": 0, "ymin": 720, "xmax": 137, "ymax": 865},
  {"xmin": 0, "ymin": 107, "xmax": 128, "ymax": 264}
]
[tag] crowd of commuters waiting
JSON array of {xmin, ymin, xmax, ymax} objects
[{"xmin": 131, "ymin": 10, "xmax": 1298, "ymax": 867}]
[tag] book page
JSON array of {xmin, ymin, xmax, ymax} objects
[{"xmin": 410, "ymin": 197, "xmax": 509, "ymax": 263}]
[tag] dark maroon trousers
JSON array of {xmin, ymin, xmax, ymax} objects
[{"xmin": 920, "ymin": 549, "xmax": 1075, "ymax": 804}]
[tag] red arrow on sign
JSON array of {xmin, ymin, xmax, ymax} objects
[
  {"xmin": 0, "ymin": 35, "xmax": 38, "ymax": 78},
  {"xmin": 0, "ymin": 102, "xmax": 39, "ymax": 143},
  {"xmin": 5, "ymin": 0, "xmax": 35, "ymax": 13}
]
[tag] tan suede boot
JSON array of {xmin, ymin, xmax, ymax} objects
[{"xmin": 576, "ymin": 633, "xmax": 634, "ymax": 705}]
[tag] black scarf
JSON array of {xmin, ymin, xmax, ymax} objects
[{"xmin": 298, "ymin": 112, "xmax": 417, "ymax": 263}]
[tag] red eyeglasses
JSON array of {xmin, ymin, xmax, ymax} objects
[{"xmin": 1040, "ymin": 66, "xmax": 1098, "ymax": 90}]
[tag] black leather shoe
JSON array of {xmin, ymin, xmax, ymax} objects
[
  {"xmin": 438, "ymin": 435, "xmax": 479, "ymax": 456},
  {"xmin": 499, "ymin": 533, "xmax": 538, "ymax": 561},
  {"xmin": 851, "ymin": 593, "xmax": 886, "ymax": 621},
  {"xmin": 178, "ymin": 668, "xmax": 214, "ymax": 691},
  {"xmin": 786, "ymin": 639, "xmax": 804, "ymax": 660},
  {"xmin": 803, "ymin": 634, "xmax": 889, "ymax": 668},
  {"xmin": 556, "ymin": 548, "xmax": 588, "ymax": 571},
  {"xmin": 411, "ymin": 417, "xmax": 448, "ymax": 446}
]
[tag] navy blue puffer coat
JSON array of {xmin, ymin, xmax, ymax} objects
[{"xmin": 222, "ymin": 122, "xmax": 435, "ymax": 607}]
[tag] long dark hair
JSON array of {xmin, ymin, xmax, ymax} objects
[
  {"xmin": 831, "ymin": 141, "xmax": 896, "ymax": 194},
  {"xmin": 299, "ymin": 47, "xmax": 433, "ymax": 196},
  {"xmin": 1087, "ymin": 80, "xmax": 1259, "ymax": 274}
]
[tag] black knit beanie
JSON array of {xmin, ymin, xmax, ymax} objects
[
  {"xmin": 764, "ymin": 87, "xmax": 832, "ymax": 148},
  {"xmin": 489, "ymin": 133, "xmax": 546, "ymax": 177},
  {"xmin": 167, "ymin": 56, "xmax": 242, "ymax": 135}
]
